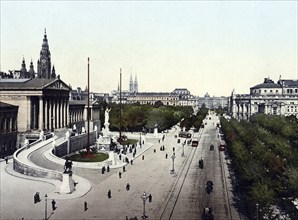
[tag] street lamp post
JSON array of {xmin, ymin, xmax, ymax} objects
[
  {"xmin": 141, "ymin": 192, "xmax": 149, "ymax": 219},
  {"xmin": 181, "ymin": 141, "xmax": 185, "ymax": 157},
  {"xmin": 171, "ymin": 154, "xmax": 176, "ymax": 174},
  {"xmin": 256, "ymin": 203, "xmax": 259, "ymax": 220},
  {"xmin": 45, "ymin": 194, "xmax": 48, "ymax": 220}
]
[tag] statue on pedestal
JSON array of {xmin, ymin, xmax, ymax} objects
[
  {"xmin": 105, "ymin": 108, "xmax": 111, "ymax": 125},
  {"xmin": 64, "ymin": 158, "xmax": 73, "ymax": 174}
]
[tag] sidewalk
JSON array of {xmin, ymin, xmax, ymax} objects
[{"xmin": 0, "ymin": 128, "xmax": 179, "ymax": 220}]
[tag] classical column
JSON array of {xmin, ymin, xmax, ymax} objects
[
  {"xmin": 39, "ymin": 96, "xmax": 43, "ymax": 131},
  {"xmin": 59, "ymin": 100, "xmax": 62, "ymax": 128},
  {"xmin": 50, "ymin": 98, "xmax": 53, "ymax": 131},
  {"xmin": 61, "ymin": 99, "xmax": 65, "ymax": 127},
  {"xmin": 54, "ymin": 100, "xmax": 57, "ymax": 129},
  {"xmin": 65, "ymin": 100, "xmax": 68, "ymax": 127},
  {"xmin": 44, "ymin": 98, "xmax": 48, "ymax": 130},
  {"xmin": 27, "ymin": 97, "xmax": 31, "ymax": 131}
]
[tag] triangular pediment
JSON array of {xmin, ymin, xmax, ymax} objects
[{"xmin": 43, "ymin": 79, "xmax": 71, "ymax": 91}]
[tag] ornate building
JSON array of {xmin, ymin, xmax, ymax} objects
[
  {"xmin": 0, "ymin": 78, "xmax": 71, "ymax": 132},
  {"xmin": 0, "ymin": 30, "xmax": 67, "ymax": 133},
  {"xmin": 126, "ymin": 88, "xmax": 197, "ymax": 107},
  {"xmin": 230, "ymin": 78, "xmax": 298, "ymax": 120},
  {"xmin": 198, "ymin": 93, "xmax": 229, "ymax": 109}
]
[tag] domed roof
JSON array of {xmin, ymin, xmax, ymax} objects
[{"xmin": 250, "ymin": 78, "xmax": 281, "ymax": 89}]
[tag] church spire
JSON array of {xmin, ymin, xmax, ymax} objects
[
  {"xmin": 134, "ymin": 74, "xmax": 138, "ymax": 93},
  {"xmin": 129, "ymin": 73, "xmax": 134, "ymax": 92}
]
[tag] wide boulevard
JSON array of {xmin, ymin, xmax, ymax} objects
[{"xmin": 1, "ymin": 113, "xmax": 243, "ymax": 220}]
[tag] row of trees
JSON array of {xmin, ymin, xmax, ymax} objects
[
  {"xmin": 180, "ymin": 106, "xmax": 209, "ymax": 131},
  {"xmin": 220, "ymin": 114, "xmax": 298, "ymax": 219},
  {"xmin": 107, "ymin": 102, "xmax": 193, "ymax": 132}
]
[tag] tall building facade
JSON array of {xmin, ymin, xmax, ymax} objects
[{"xmin": 230, "ymin": 78, "xmax": 298, "ymax": 120}]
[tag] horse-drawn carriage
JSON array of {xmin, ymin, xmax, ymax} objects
[
  {"xmin": 202, "ymin": 207, "xmax": 214, "ymax": 220},
  {"xmin": 205, "ymin": 180, "xmax": 213, "ymax": 194},
  {"xmin": 199, "ymin": 158, "xmax": 204, "ymax": 169}
]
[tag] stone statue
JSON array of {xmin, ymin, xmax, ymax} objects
[
  {"xmin": 64, "ymin": 158, "xmax": 73, "ymax": 173},
  {"xmin": 105, "ymin": 108, "xmax": 111, "ymax": 124},
  {"xmin": 39, "ymin": 130, "xmax": 44, "ymax": 140}
]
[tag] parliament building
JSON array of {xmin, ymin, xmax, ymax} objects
[{"xmin": 0, "ymin": 30, "xmax": 100, "ymax": 157}]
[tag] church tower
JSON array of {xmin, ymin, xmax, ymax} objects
[
  {"xmin": 134, "ymin": 75, "xmax": 138, "ymax": 92},
  {"xmin": 129, "ymin": 74, "xmax": 134, "ymax": 92},
  {"xmin": 37, "ymin": 29, "xmax": 52, "ymax": 79}
]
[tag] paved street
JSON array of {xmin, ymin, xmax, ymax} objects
[{"xmin": 1, "ymin": 114, "xmax": 243, "ymax": 220}]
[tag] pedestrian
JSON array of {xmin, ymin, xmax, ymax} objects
[
  {"xmin": 126, "ymin": 216, "xmax": 128, "ymax": 220},
  {"xmin": 108, "ymin": 189, "xmax": 111, "ymax": 198},
  {"xmin": 107, "ymin": 165, "xmax": 110, "ymax": 172},
  {"xmin": 148, "ymin": 194, "xmax": 152, "ymax": 203},
  {"xmin": 119, "ymin": 171, "xmax": 122, "ymax": 178},
  {"xmin": 154, "ymin": 149, "xmax": 156, "ymax": 153},
  {"xmin": 5, "ymin": 157, "xmax": 8, "ymax": 164},
  {"xmin": 142, "ymin": 155, "xmax": 144, "ymax": 160},
  {"xmin": 165, "ymin": 153, "xmax": 168, "ymax": 159},
  {"xmin": 51, "ymin": 199, "xmax": 56, "ymax": 211},
  {"xmin": 84, "ymin": 201, "xmax": 88, "ymax": 211},
  {"xmin": 119, "ymin": 154, "xmax": 122, "ymax": 160},
  {"xmin": 130, "ymin": 159, "xmax": 133, "ymax": 165},
  {"xmin": 173, "ymin": 147, "xmax": 175, "ymax": 152},
  {"xmin": 101, "ymin": 166, "xmax": 105, "ymax": 174},
  {"xmin": 126, "ymin": 183, "xmax": 130, "ymax": 191},
  {"xmin": 123, "ymin": 166, "xmax": 126, "ymax": 172}
]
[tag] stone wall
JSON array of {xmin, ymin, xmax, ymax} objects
[
  {"xmin": 69, "ymin": 131, "xmax": 97, "ymax": 153},
  {"xmin": 54, "ymin": 140, "xmax": 68, "ymax": 157},
  {"xmin": 13, "ymin": 140, "xmax": 63, "ymax": 181},
  {"xmin": 54, "ymin": 131, "xmax": 97, "ymax": 158}
]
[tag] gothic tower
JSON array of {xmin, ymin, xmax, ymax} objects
[
  {"xmin": 37, "ymin": 29, "xmax": 52, "ymax": 79},
  {"xmin": 29, "ymin": 59, "xmax": 35, "ymax": 78},
  {"xmin": 129, "ymin": 74, "xmax": 134, "ymax": 92},
  {"xmin": 20, "ymin": 57, "xmax": 27, "ymax": 78},
  {"xmin": 134, "ymin": 75, "xmax": 138, "ymax": 92}
]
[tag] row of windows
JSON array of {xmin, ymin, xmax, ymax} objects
[
  {"xmin": 286, "ymin": 88, "xmax": 298, "ymax": 94},
  {"xmin": 252, "ymin": 88, "xmax": 298, "ymax": 94},
  {"xmin": 130, "ymin": 97, "xmax": 179, "ymax": 101}
]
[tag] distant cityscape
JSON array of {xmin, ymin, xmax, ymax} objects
[{"xmin": 0, "ymin": 31, "xmax": 297, "ymax": 158}]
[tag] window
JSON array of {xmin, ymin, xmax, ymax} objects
[
  {"xmin": 264, "ymin": 90, "xmax": 267, "ymax": 93},
  {"xmin": 270, "ymin": 90, "xmax": 272, "ymax": 93},
  {"xmin": 276, "ymin": 90, "xmax": 279, "ymax": 93}
]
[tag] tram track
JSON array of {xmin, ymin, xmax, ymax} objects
[{"xmin": 159, "ymin": 130, "xmax": 203, "ymax": 220}]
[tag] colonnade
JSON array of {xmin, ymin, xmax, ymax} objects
[
  {"xmin": 32, "ymin": 96, "xmax": 69, "ymax": 131},
  {"xmin": 69, "ymin": 108, "xmax": 84, "ymax": 125}
]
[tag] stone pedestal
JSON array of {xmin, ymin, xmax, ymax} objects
[
  {"xmin": 154, "ymin": 127, "xmax": 158, "ymax": 138},
  {"xmin": 60, "ymin": 172, "xmax": 75, "ymax": 194}
]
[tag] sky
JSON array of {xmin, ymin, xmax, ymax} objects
[{"xmin": 1, "ymin": 1, "xmax": 297, "ymax": 97}]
